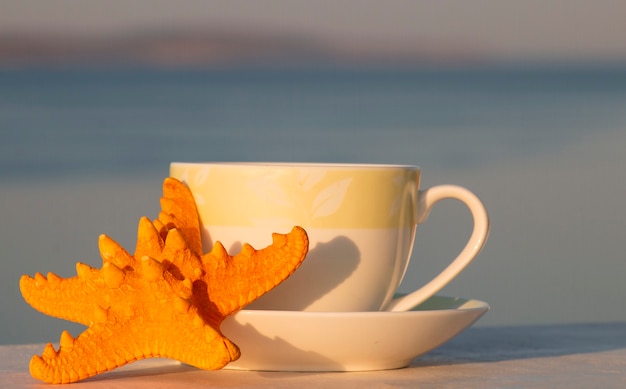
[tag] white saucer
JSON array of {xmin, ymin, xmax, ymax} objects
[{"xmin": 222, "ymin": 295, "xmax": 489, "ymax": 372}]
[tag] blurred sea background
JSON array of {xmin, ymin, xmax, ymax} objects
[{"xmin": 1, "ymin": 1, "xmax": 626, "ymax": 345}]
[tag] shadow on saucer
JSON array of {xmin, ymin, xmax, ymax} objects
[
  {"xmin": 414, "ymin": 322, "xmax": 626, "ymax": 366},
  {"xmin": 223, "ymin": 318, "xmax": 344, "ymax": 372}
]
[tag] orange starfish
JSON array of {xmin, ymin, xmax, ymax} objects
[{"xmin": 20, "ymin": 177, "xmax": 309, "ymax": 384}]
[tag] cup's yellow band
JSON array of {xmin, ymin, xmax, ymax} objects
[{"xmin": 170, "ymin": 163, "xmax": 420, "ymax": 229}]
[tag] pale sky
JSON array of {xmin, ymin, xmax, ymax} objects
[{"xmin": 2, "ymin": 0, "xmax": 626, "ymax": 61}]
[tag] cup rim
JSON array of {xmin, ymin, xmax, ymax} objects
[{"xmin": 170, "ymin": 162, "xmax": 420, "ymax": 170}]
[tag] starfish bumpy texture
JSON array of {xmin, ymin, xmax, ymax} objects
[{"xmin": 20, "ymin": 177, "xmax": 309, "ymax": 384}]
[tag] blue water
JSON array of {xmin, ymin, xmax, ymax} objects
[
  {"xmin": 3, "ymin": 66, "xmax": 626, "ymax": 182},
  {"xmin": 3, "ymin": 65, "xmax": 626, "ymax": 345}
]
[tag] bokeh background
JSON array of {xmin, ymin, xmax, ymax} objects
[{"xmin": 1, "ymin": 0, "xmax": 626, "ymax": 345}]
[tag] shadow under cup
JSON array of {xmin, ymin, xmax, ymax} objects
[{"xmin": 169, "ymin": 163, "xmax": 425, "ymax": 312}]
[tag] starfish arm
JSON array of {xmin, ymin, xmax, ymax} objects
[
  {"xmin": 202, "ymin": 226, "xmax": 309, "ymax": 316},
  {"xmin": 29, "ymin": 313, "xmax": 239, "ymax": 384},
  {"xmin": 29, "ymin": 323, "xmax": 131, "ymax": 384},
  {"xmin": 20, "ymin": 251, "xmax": 136, "ymax": 326},
  {"xmin": 19, "ymin": 270, "xmax": 116, "ymax": 326}
]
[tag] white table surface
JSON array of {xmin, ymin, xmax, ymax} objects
[{"xmin": 2, "ymin": 323, "xmax": 625, "ymax": 388}]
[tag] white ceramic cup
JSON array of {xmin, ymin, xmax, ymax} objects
[{"xmin": 170, "ymin": 162, "xmax": 489, "ymax": 312}]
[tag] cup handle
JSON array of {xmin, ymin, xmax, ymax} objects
[{"xmin": 384, "ymin": 185, "xmax": 490, "ymax": 312}]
